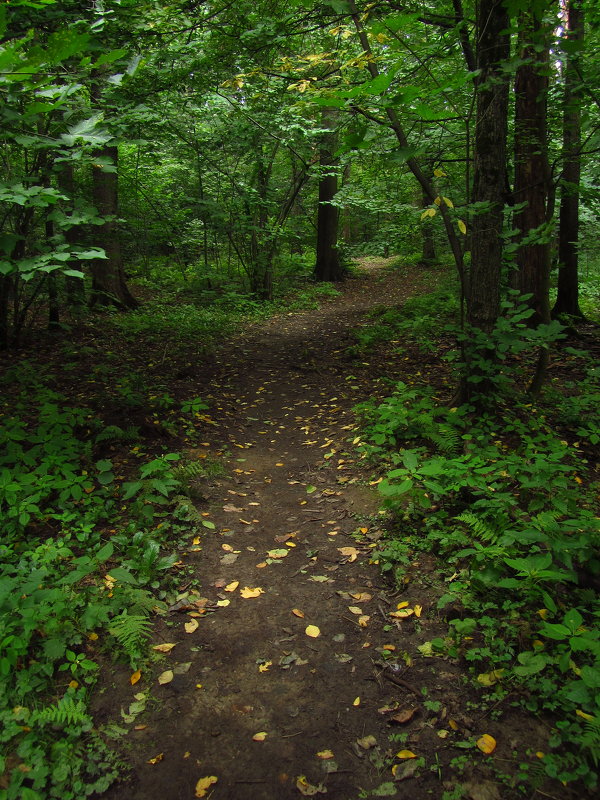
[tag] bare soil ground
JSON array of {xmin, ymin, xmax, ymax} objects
[{"xmin": 95, "ymin": 261, "xmax": 554, "ymax": 800}]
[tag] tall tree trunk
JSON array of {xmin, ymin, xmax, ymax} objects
[
  {"xmin": 90, "ymin": 145, "xmax": 138, "ymax": 309},
  {"xmin": 58, "ymin": 163, "xmax": 86, "ymax": 309},
  {"xmin": 459, "ymin": 0, "xmax": 510, "ymax": 401},
  {"xmin": 419, "ymin": 188, "xmax": 437, "ymax": 267},
  {"xmin": 314, "ymin": 107, "xmax": 345, "ymax": 282},
  {"xmin": 552, "ymin": 0, "xmax": 585, "ymax": 319},
  {"xmin": 512, "ymin": 7, "xmax": 551, "ymax": 327}
]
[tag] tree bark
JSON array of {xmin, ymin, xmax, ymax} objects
[
  {"xmin": 90, "ymin": 145, "xmax": 138, "ymax": 309},
  {"xmin": 512, "ymin": 7, "xmax": 551, "ymax": 327},
  {"xmin": 552, "ymin": 0, "xmax": 585, "ymax": 319},
  {"xmin": 314, "ymin": 107, "xmax": 345, "ymax": 282},
  {"xmin": 468, "ymin": 0, "xmax": 510, "ymax": 337}
]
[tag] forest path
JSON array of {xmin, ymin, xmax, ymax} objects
[{"xmin": 100, "ymin": 259, "xmax": 467, "ymax": 800}]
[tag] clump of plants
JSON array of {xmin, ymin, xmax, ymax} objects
[{"xmin": 355, "ymin": 303, "xmax": 600, "ymax": 791}]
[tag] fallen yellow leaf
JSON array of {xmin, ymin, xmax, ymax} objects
[
  {"xmin": 258, "ymin": 661, "xmax": 272, "ymax": 672},
  {"xmin": 305, "ymin": 624, "xmax": 321, "ymax": 638},
  {"xmin": 185, "ymin": 619, "xmax": 199, "ymax": 634},
  {"xmin": 195, "ymin": 776, "xmax": 218, "ymax": 797},
  {"xmin": 192, "ymin": 536, "xmax": 201, "ymax": 545},
  {"xmin": 158, "ymin": 670, "xmax": 174, "ymax": 685},
  {"xmin": 448, "ymin": 719, "xmax": 459, "ymax": 731},
  {"xmin": 152, "ymin": 643, "xmax": 177, "ymax": 653},
  {"xmin": 357, "ymin": 735, "xmax": 377, "ymax": 749},
  {"xmin": 358, "ymin": 615, "xmax": 370, "ymax": 627},
  {"xmin": 225, "ymin": 580, "xmax": 239, "ymax": 592},
  {"xmin": 396, "ymin": 749, "xmax": 417, "ymax": 759},
  {"xmin": 414, "ymin": 604, "xmax": 423, "ymax": 617},
  {"xmin": 348, "ymin": 606, "xmax": 363, "ymax": 615},
  {"xmin": 240, "ymin": 586, "xmax": 264, "ymax": 598},
  {"xmin": 147, "ymin": 753, "xmax": 164, "ymax": 765},
  {"xmin": 222, "ymin": 543, "xmax": 234, "ymax": 552},
  {"xmin": 338, "ymin": 546, "xmax": 358, "ymax": 562},
  {"xmin": 397, "ymin": 601, "xmax": 409, "ymax": 609},
  {"xmin": 316, "ymin": 750, "xmax": 334, "ymax": 759},
  {"xmin": 130, "ymin": 670, "xmax": 142, "ymax": 685},
  {"xmin": 476, "ymin": 669, "xmax": 505, "ymax": 687},
  {"xmin": 350, "ymin": 592, "xmax": 372, "ymax": 602},
  {"xmin": 216, "ymin": 598, "xmax": 230, "ymax": 607},
  {"xmin": 389, "ymin": 609, "xmax": 414, "ymax": 618},
  {"xmin": 292, "ymin": 608, "xmax": 305, "ymax": 618},
  {"xmin": 252, "ymin": 731, "xmax": 268, "ymax": 741},
  {"xmin": 353, "ymin": 696, "xmax": 360, "ymax": 706},
  {"xmin": 476, "ymin": 733, "xmax": 497, "ymax": 754}
]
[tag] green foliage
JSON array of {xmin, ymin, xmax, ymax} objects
[
  {"xmin": 357, "ymin": 375, "xmax": 600, "ymax": 789},
  {"xmin": 0, "ymin": 369, "xmax": 188, "ymax": 796}
]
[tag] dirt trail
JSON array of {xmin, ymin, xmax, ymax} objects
[{"xmin": 100, "ymin": 261, "xmax": 468, "ymax": 800}]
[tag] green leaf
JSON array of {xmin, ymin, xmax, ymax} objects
[
  {"xmin": 96, "ymin": 542, "xmax": 114, "ymax": 562},
  {"xmin": 202, "ymin": 520, "xmax": 216, "ymax": 529}
]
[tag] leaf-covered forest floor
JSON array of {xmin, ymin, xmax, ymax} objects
[
  {"xmin": 3, "ymin": 259, "xmax": 596, "ymax": 800},
  {"xmin": 82, "ymin": 258, "xmax": 581, "ymax": 800}
]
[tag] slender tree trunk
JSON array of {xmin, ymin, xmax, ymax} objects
[
  {"xmin": 314, "ymin": 107, "xmax": 345, "ymax": 282},
  {"xmin": 90, "ymin": 145, "xmax": 138, "ymax": 309},
  {"xmin": 512, "ymin": 8, "xmax": 551, "ymax": 327},
  {"xmin": 58, "ymin": 163, "xmax": 86, "ymax": 309},
  {"xmin": 419, "ymin": 188, "xmax": 437, "ymax": 266},
  {"xmin": 552, "ymin": 0, "xmax": 585, "ymax": 319}
]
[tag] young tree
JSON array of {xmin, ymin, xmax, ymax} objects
[{"xmin": 553, "ymin": 0, "xmax": 585, "ymax": 319}]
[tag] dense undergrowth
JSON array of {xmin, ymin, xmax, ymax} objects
[{"xmin": 353, "ymin": 275, "xmax": 600, "ymax": 794}]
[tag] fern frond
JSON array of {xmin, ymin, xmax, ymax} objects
[
  {"xmin": 108, "ymin": 612, "xmax": 153, "ymax": 667},
  {"xmin": 32, "ymin": 696, "xmax": 91, "ymax": 729},
  {"xmin": 423, "ymin": 422, "xmax": 461, "ymax": 454},
  {"xmin": 455, "ymin": 511, "xmax": 506, "ymax": 543}
]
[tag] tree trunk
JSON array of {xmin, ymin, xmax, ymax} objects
[
  {"xmin": 552, "ymin": 0, "xmax": 584, "ymax": 319},
  {"xmin": 58, "ymin": 163, "xmax": 86, "ymax": 309},
  {"xmin": 90, "ymin": 145, "xmax": 138, "ymax": 309},
  {"xmin": 468, "ymin": 0, "xmax": 510, "ymax": 336},
  {"xmin": 419, "ymin": 189, "xmax": 437, "ymax": 266},
  {"xmin": 459, "ymin": 0, "xmax": 510, "ymax": 401},
  {"xmin": 512, "ymin": 8, "xmax": 551, "ymax": 327},
  {"xmin": 314, "ymin": 107, "xmax": 345, "ymax": 282}
]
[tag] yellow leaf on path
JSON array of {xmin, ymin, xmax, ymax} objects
[
  {"xmin": 348, "ymin": 606, "xmax": 363, "ymax": 615},
  {"xmin": 195, "ymin": 776, "xmax": 218, "ymax": 797},
  {"xmin": 353, "ymin": 696, "xmax": 360, "ymax": 706},
  {"xmin": 338, "ymin": 546, "xmax": 359, "ymax": 562},
  {"xmin": 305, "ymin": 624, "xmax": 321, "ymax": 638},
  {"xmin": 225, "ymin": 581, "xmax": 239, "ymax": 592},
  {"xmin": 358, "ymin": 615, "xmax": 370, "ymax": 627},
  {"xmin": 316, "ymin": 750, "xmax": 334, "ymax": 759},
  {"xmin": 216, "ymin": 599, "xmax": 230, "ymax": 607},
  {"xmin": 382, "ymin": 644, "xmax": 395, "ymax": 652},
  {"xmin": 130, "ymin": 670, "xmax": 142, "ymax": 685},
  {"xmin": 258, "ymin": 661, "xmax": 272, "ymax": 673},
  {"xmin": 134, "ymin": 724, "xmax": 147, "ymax": 730},
  {"xmin": 414, "ymin": 605, "xmax": 423, "ymax": 617},
  {"xmin": 292, "ymin": 608, "xmax": 305, "ymax": 618},
  {"xmin": 350, "ymin": 592, "xmax": 372, "ymax": 602},
  {"xmin": 158, "ymin": 670, "xmax": 173, "ymax": 685},
  {"xmin": 222, "ymin": 543, "xmax": 234, "ymax": 552},
  {"xmin": 449, "ymin": 719, "xmax": 459, "ymax": 731},
  {"xmin": 438, "ymin": 729, "xmax": 449, "ymax": 739},
  {"xmin": 152, "ymin": 643, "xmax": 176, "ymax": 653},
  {"xmin": 253, "ymin": 731, "xmax": 268, "ymax": 741},
  {"xmin": 397, "ymin": 601, "xmax": 409, "ymax": 609},
  {"xmin": 185, "ymin": 619, "xmax": 199, "ymax": 634},
  {"xmin": 192, "ymin": 536, "xmax": 201, "ymax": 545},
  {"xmin": 240, "ymin": 586, "xmax": 264, "ymax": 598},
  {"xmin": 256, "ymin": 562, "xmax": 267, "ymax": 568},
  {"xmin": 357, "ymin": 735, "xmax": 377, "ymax": 749},
  {"xmin": 147, "ymin": 753, "xmax": 164, "ymax": 765},
  {"xmin": 476, "ymin": 734, "xmax": 497, "ymax": 754},
  {"xmin": 396, "ymin": 750, "xmax": 417, "ymax": 759},
  {"xmin": 390, "ymin": 609, "xmax": 414, "ymax": 619}
]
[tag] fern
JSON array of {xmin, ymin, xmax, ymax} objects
[
  {"xmin": 421, "ymin": 421, "xmax": 461, "ymax": 454},
  {"xmin": 108, "ymin": 612, "xmax": 153, "ymax": 667},
  {"xmin": 172, "ymin": 460, "xmax": 207, "ymax": 484},
  {"xmin": 32, "ymin": 696, "xmax": 91, "ymax": 729},
  {"xmin": 583, "ymin": 716, "xmax": 600, "ymax": 766},
  {"xmin": 455, "ymin": 511, "xmax": 508, "ymax": 544}
]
